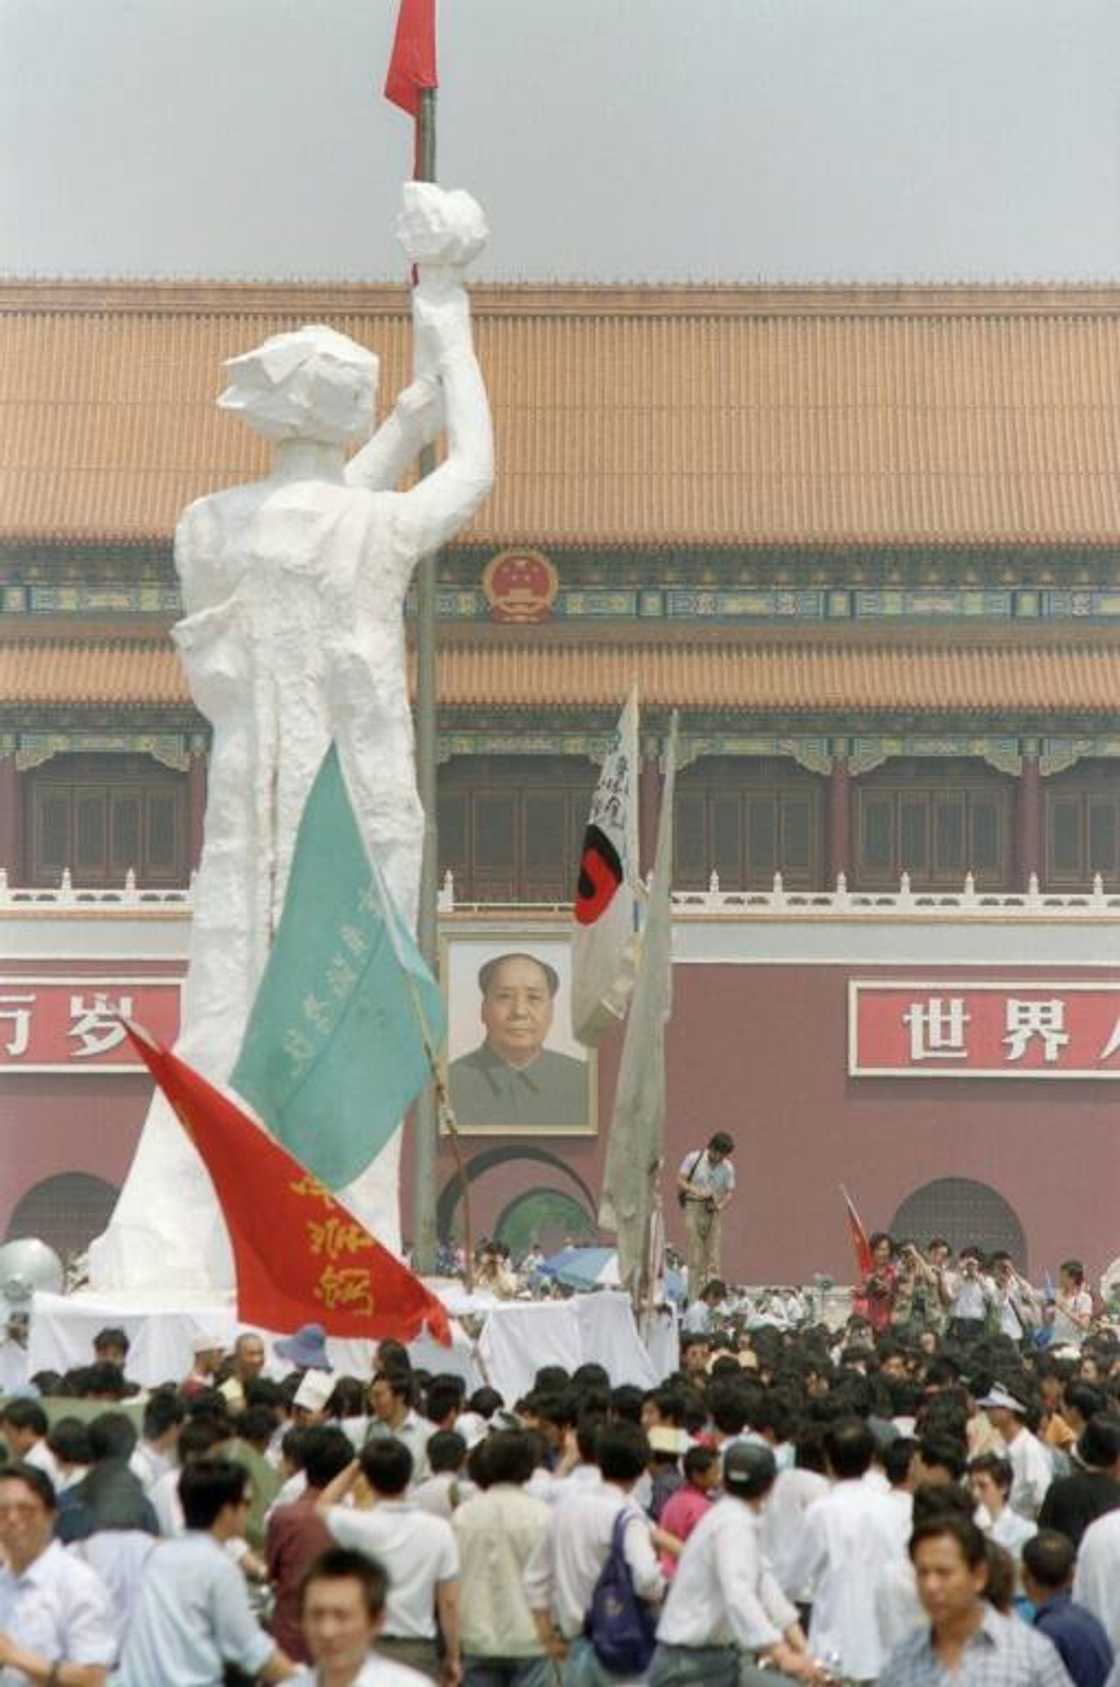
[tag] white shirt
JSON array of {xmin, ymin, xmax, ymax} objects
[
  {"xmin": 761, "ymin": 1467, "xmax": 830, "ymax": 1597},
  {"xmin": 452, "ymin": 1483, "xmax": 551, "ymax": 1658},
  {"xmin": 113, "ymin": 1531, "xmax": 275, "ymax": 1686},
  {"xmin": 351, "ymin": 1411, "xmax": 433, "ymax": 1485},
  {"xmin": 291, "ymin": 1657, "xmax": 431, "ymax": 1686},
  {"xmin": 782, "ymin": 1478, "xmax": 903, "ymax": 1680},
  {"xmin": 988, "ymin": 1506, "xmax": 1037, "ymax": 1559},
  {"xmin": 68, "ymin": 1530, "xmax": 156, "ymax": 1648},
  {"xmin": 1004, "ymin": 1428, "xmax": 1053, "ymax": 1519},
  {"xmin": 950, "ymin": 1273, "xmax": 994, "ymax": 1321},
  {"xmin": 23, "ymin": 1438, "xmax": 62, "ymax": 1487},
  {"xmin": 413, "ymin": 1471, "xmax": 476, "ymax": 1521},
  {"xmin": 882, "ymin": 1488, "xmax": 915, "ymax": 1552},
  {"xmin": 679, "ymin": 1150, "xmax": 735, "ymax": 1199},
  {"xmin": 149, "ymin": 1465, "xmax": 185, "ymax": 1537},
  {"xmin": 657, "ymin": 1496, "xmax": 795, "ymax": 1651},
  {"xmin": 0, "ymin": 1539, "xmax": 115, "ymax": 1685},
  {"xmin": 326, "ymin": 1501, "xmax": 458, "ymax": 1639},
  {"xmin": 681, "ymin": 1302, "xmax": 714, "ymax": 1335},
  {"xmin": 523, "ymin": 1485, "xmax": 665, "ymax": 1641},
  {"xmin": 1053, "ymin": 1290, "xmax": 1093, "ymax": 1346},
  {"xmin": 1073, "ymin": 1508, "xmax": 1120, "ymax": 1646},
  {"xmin": 549, "ymin": 1464, "xmax": 603, "ymax": 1504},
  {"xmin": 129, "ymin": 1440, "xmax": 175, "ymax": 1493}
]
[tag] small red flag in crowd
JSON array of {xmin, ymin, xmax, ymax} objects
[
  {"xmin": 384, "ymin": 0, "xmax": 437, "ymax": 117},
  {"xmin": 122, "ymin": 1020, "xmax": 451, "ymax": 1347},
  {"xmin": 841, "ymin": 1184, "xmax": 874, "ymax": 1280}
]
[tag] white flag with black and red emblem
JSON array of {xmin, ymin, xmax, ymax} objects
[{"xmin": 571, "ymin": 686, "xmax": 642, "ymax": 1046}]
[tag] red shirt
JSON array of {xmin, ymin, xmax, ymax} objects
[
  {"xmin": 659, "ymin": 1483, "xmax": 713, "ymax": 1576},
  {"xmin": 265, "ymin": 1489, "xmax": 331, "ymax": 1661}
]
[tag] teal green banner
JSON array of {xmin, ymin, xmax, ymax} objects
[{"xmin": 231, "ymin": 744, "xmax": 444, "ymax": 1189}]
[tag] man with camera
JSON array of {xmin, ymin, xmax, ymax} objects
[{"xmin": 676, "ymin": 1133, "xmax": 736, "ymax": 1301}]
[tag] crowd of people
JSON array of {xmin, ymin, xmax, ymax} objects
[{"xmin": 0, "ymin": 1234, "xmax": 1119, "ymax": 1687}]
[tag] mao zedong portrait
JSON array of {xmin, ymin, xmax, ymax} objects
[{"xmin": 448, "ymin": 952, "xmax": 589, "ymax": 1130}]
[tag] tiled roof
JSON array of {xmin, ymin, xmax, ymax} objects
[
  {"xmin": 5, "ymin": 633, "xmax": 1120, "ymax": 715},
  {"xmin": 4, "ymin": 281, "xmax": 1120, "ymax": 548}
]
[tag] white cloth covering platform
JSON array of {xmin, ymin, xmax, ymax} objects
[{"xmin": 27, "ymin": 1288, "xmax": 660, "ymax": 1402}]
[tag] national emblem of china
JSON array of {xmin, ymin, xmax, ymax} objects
[{"xmin": 482, "ymin": 549, "xmax": 559, "ymax": 623}]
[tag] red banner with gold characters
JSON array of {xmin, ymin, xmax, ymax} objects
[
  {"xmin": 121, "ymin": 1020, "xmax": 450, "ymax": 1345},
  {"xmin": 850, "ymin": 980, "xmax": 1120, "ymax": 1079}
]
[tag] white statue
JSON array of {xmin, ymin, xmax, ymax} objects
[{"xmin": 89, "ymin": 185, "xmax": 493, "ymax": 1294}]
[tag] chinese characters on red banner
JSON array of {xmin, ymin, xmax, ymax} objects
[
  {"xmin": 849, "ymin": 982, "xmax": 1120, "ymax": 1078},
  {"xmin": 0, "ymin": 979, "xmax": 182, "ymax": 1072}
]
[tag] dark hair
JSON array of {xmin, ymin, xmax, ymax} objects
[
  {"xmin": 469, "ymin": 1387, "xmax": 503, "ymax": 1420},
  {"xmin": 609, "ymin": 1386, "xmax": 644, "ymax": 1425},
  {"xmin": 928, "ymin": 1237, "xmax": 951, "ymax": 1252},
  {"xmin": 1022, "ymin": 1530, "xmax": 1076, "ymax": 1591},
  {"xmin": 869, "ymin": 1232, "xmax": 893, "ymax": 1254},
  {"xmin": 29, "ymin": 1371, "xmax": 64, "ymax": 1396},
  {"xmin": 646, "ymin": 1388, "xmax": 686, "ymax": 1428},
  {"xmin": 1060, "ymin": 1260, "xmax": 1085, "ymax": 1286},
  {"xmin": 178, "ymin": 1417, "xmax": 229, "ymax": 1464},
  {"xmin": 372, "ymin": 1369, "xmax": 412, "ymax": 1404},
  {"xmin": 683, "ymin": 1445, "xmax": 717, "ymax": 1483},
  {"xmin": 142, "ymin": 1391, "xmax": 185, "ymax": 1440},
  {"xmin": 596, "ymin": 1422, "xmax": 649, "ymax": 1484},
  {"xmin": 93, "ymin": 1326, "xmax": 130, "ymax": 1356},
  {"xmin": 375, "ymin": 1339, "xmax": 411, "ymax": 1371},
  {"xmin": 708, "ymin": 1384, "xmax": 750, "ymax": 1438},
  {"xmin": 1078, "ymin": 1413, "xmax": 1120, "ymax": 1470},
  {"xmin": 47, "ymin": 1416, "xmax": 93, "ymax": 1467},
  {"xmin": 295, "ymin": 1426, "xmax": 354, "ymax": 1492},
  {"xmin": 702, "ymin": 1280, "xmax": 726, "ymax": 1302},
  {"xmin": 534, "ymin": 1366, "xmax": 571, "ymax": 1393},
  {"xmin": 572, "ymin": 1364, "xmax": 611, "ymax": 1391},
  {"xmin": 359, "ymin": 1437, "xmax": 412, "ymax": 1497},
  {"xmin": 575, "ymin": 1413, "xmax": 605, "ymax": 1466},
  {"xmin": 325, "ymin": 1378, "xmax": 365, "ymax": 1420},
  {"xmin": 425, "ymin": 1379, "xmax": 462, "ymax": 1428},
  {"xmin": 300, "ymin": 1545, "xmax": 388, "ymax": 1619},
  {"xmin": 918, "ymin": 1436, "xmax": 968, "ymax": 1482},
  {"xmin": 708, "ymin": 1132, "xmax": 734, "ymax": 1156},
  {"xmin": 1065, "ymin": 1382, "xmax": 1106, "ymax": 1422},
  {"xmin": 883, "ymin": 1437, "xmax": 918, "ymax": 1488},
  {"xmin": 825, "ymin": 1417, "xmax": 875, "ymax": 1479},
  {"xmin": 984, "ymin": 1541, "xmax": 1014, "ymax": 1613},
  {"xmin": 88, "ymin": 1411, "xmax": 138, "ymax": 1462},
  {"xmin": 0, "ymin": 1461, "xmax": 56, "ymax": 1511},
  {"xmin": 244, "ymin": 1377, "xmax": 283, "ymax": 1412},
  {"xmin": 427, "ymin": 1430, "xmax": 467, "ymax": 1475},
  {"xmin": 0, "ymin": 1399, "xmax": 47, "ymax": 1437},
  {"xmin": 909, "ymin": 1511, "xmax": 987, "ymax": 1570},
  {"xmin": 178, "ymin": 1457, "xmax": 248, "ymax": 1530},
  {"xmin": 483, "ymin": 1429, "xmax": 536, "ymax": 1487},
  {"xmin": 478, "ymin": 952, "xmax": 559, "ymax": 997},
  {"xmin": 968, "ymin": 1453, "xmax": 1012, "ymax": 1495},
  {"xmin": 235, "ymin": 1405, "xmax": 278, "ymax": 1452},
  {"xmin": 911, "ymin": 1483, "xmax": 974, "ymax": 1529}
]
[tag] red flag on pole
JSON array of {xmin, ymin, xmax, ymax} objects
[
  {"xmin": 841, "ymin": 1184, "xmax": 874, "ymax": 1281},
  {"xmin": 384, "ymin": 0, "xmax": 437, "ymax": 116},
  {"xmin": 122, "ymin": 1021, "xmax": 451, "ymax": 1347}
]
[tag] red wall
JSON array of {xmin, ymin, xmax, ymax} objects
[
  {"xmin": 4, "ymin": 957, "xmax": 1117, "ymax": 1284},
  {"xmin": 434, "ymin": 962, "xmax": 1120, "ymax": 1283}
]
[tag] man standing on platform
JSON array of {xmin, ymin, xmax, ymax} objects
[{"xmin": 676, "ymin": 1134, "xmax": 735, "ymax": 1299}]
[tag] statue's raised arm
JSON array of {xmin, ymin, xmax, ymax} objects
[{"xmin": 348, "ymin": 183, "xmax": 493, "ymax": 551}]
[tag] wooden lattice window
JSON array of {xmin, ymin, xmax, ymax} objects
[
  {"xmin": 853, "ymin": 758, "xmax": 1012, "ymax": 890},
  {"xmin": 1044, "ymin": 759, "xmax": 1120, "ymax": 889},
  {"xmin": 437, "ymin": 756, "xmax": 597, "ymax": 903},
  {"xmin": 25, "ymin": 754, "xmax": 188, "ymax": 887},
  {"xmin": 673, "ymin": 756, "xmax": 823, "ymax": 891}
]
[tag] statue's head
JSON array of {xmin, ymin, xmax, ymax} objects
[{"xmin": 217, "ymin": 324, "xmax": 377, "ymax": 445}]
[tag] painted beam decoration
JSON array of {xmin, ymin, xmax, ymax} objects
[
  {"xmin": 0, "ymin": 976, "xmax": 182, "ymax": 1072},
  {"xmin": 849, "ymin": 980, "xmax": 1120, "ymax": 1079}
]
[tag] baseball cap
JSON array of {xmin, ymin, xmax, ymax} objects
[{"xmin": 722, "ymin": 1439, "xmax": 777, "ymax": 1497}]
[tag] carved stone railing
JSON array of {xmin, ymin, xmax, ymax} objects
[{"xmin": 4, "ymin": 866, "xmax": 1120, "ymax": 918}]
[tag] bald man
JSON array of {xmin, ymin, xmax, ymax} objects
[{"xmin": 448, "ymin": 952, "xmax": 588, "ymax": 1129}]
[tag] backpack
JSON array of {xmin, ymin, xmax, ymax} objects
[{"xmin": 584, "ymin": 1508, "xmax": 657, "ymax": 1676}]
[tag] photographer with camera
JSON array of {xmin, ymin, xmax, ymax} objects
[{"xmin": 676, "ymin": 1133, "xmax": 736, "ymax": 1301}]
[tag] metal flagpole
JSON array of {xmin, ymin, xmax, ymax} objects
[{"xmin": 411, "ymin": 84, "xmax": 440, "ymax": 1275}]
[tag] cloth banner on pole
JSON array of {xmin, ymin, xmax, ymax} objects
[
  {"xmin": 571, "ymin": 686, "xmax": 642, "ymax": 1046},
  {"xmin": 122, "ymin": 1020, "xmax": 451, "ymax": 1346},
  {"xmin": 598, "ymin": 715, "xmax": 678, "ymax": 1295},
  {"xmin": 230, "ymin": 742, "xmax": 445, "ymax": 1193},
  {"xmin": 841, "ymin": 1184, "xmax": 874, "ymax": 1280},
  {"xmin": 384, "ymin": 0, "xmax": 438, "ymax": 116}
]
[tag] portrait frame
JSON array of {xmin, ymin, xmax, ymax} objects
[{"xmin": 439, "ymin": 929, "xmax": 598, "ymax": 1137}]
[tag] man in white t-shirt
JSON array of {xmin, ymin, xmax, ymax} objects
[
  {"xmin": 1053, "ymin": 1260, "xmax": 1094, "ymax": 1346},
  {"xmin": 976, "ymin": 1386, "xmax": 1053, "ymax": 1520},
  {"xmin": 676, "ymin": 1132, "xmax": 736, "ymax": 1298},
  {"xmin": 293, "ymin": 1546, "xmax": 431, "ymax": 1687},
  {"xmin": 317, "ymin": 1439, "xmax": 459, "ymax": 1683}
]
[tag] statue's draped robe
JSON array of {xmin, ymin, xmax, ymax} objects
[{"xmin": 90, "ymin": 480, "xmax": 425, "ymax": 1292}]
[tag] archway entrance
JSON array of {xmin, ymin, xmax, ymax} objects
[
  {"xmin": 494, "ymin": 1188, "xmax": 598, "ymax": 1256},
  {"xmin": 5, "ymin": 1173, "xmax": 120, "ymax": 1262},
  {"xmin": 890, "ymin": 1177, "xmax": 1028, "ymax": 1271}
]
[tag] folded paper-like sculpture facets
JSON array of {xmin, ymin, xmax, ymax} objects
[{"xmin": 398, "ymin": 181, "xmax": 488, "ymax": 268}]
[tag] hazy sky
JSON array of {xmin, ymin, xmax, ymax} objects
[{"xmin": 3, "ymin": 0, "xmax": 1119, "ymax": 281}]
